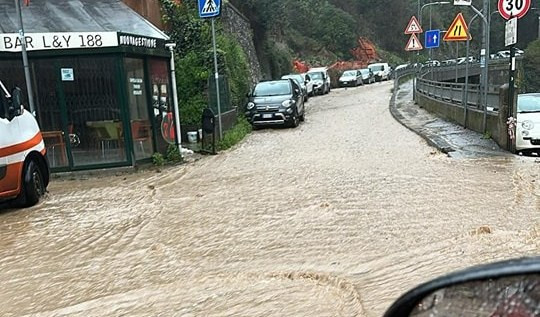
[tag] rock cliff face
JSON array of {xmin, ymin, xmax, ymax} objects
[{"xmin": 221, "ymin": 3, "xmax": 263, "ymax": 86}]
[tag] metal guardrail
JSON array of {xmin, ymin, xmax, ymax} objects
[
  {"xmin": 416, "ymin": 78, "xmax": 500, "ymax": 111},
  {"xmin": 393, "ymin": 66, "xmax": 417, "ymax": 79}
]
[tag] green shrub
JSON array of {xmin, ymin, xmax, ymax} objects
[
  {"xmin": 165, "ymin": 144, "xmax": 183, "ymax": 163},
  {"xmin": 152, "ymin": 152, "xmax": 165, "ymax": 166},
  {"xmin": 217, "ymin": 35, "xmax": 250, "ymax": 108},
  {"xmin": 160, "ymin": 0, "xmax": 251, "ymax": 127},
  {"xmin": 218, "ymin": 116, "xmax": 252, "ymax": 150},
  {"xmin": 522, "ymin": 40, "xmax": 540, "ymax": 93}
]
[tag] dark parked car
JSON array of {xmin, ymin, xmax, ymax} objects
[
  {"xmin": 245, "ymin": 79, "xmax": 305, "ymax": 128},
  {"xmin": 359, "ymin": 68, "xmax": 376, "ymax": 84}
]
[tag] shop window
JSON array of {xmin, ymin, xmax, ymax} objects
[
  {"xmin": 26, "ymin": 56, "xmax": 128, "ymax": 168},
  {"xmin": 62, "ymin": 57, "xmax": 127, "ymax": 167}
]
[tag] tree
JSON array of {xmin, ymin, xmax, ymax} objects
[{"xmin": 522, "ymin": 40, "xmax": 540, "ymax": 93}]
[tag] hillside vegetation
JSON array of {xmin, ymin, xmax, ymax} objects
[
  {"xmin": 230, "ymin": 0, "xmax": 412, "ymax": 77},
  {"xmin": 230, "ymin": 0, "xmax": 539, "ymax": 78}
]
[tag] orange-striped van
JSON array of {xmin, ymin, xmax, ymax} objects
[{"xmin": 0, "ymin": 83, "xmax": 49, "ymax": 207}]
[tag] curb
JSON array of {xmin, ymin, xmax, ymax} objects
[{"xmin": 389, "ymin": 80, "xmax": 455, "ymax": 154}]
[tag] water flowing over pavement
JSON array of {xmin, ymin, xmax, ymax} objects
[{"xmin": 1, "ymin": 81, "xmax": 539, "ymax": 317}]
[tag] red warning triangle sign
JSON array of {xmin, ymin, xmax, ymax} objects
[
  {"xmin": 404, "ymin": 16, "xmax": 423, "ymax": 34},
  {"xmin": 443, "ymin": 13, "xmax": 472, "ymax": 41},
  {"xmin": 405, "ymin": 33, "xmax": 423, "ymax": 51}
]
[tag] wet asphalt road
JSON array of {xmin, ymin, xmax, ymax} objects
[{"xmin": 1, "ymin": 81, "xmax": 539, "ymax": 317}]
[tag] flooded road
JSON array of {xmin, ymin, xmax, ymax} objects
[{"xmin": 1, "ymin": 81, "xmax": 539, "ymax": 317}]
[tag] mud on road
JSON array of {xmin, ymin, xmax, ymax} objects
[{"xmin": 1, "ymin": 82, "xmax": 539, "ymax": 317}]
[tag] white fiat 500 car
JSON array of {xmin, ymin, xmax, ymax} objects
[{"xmin": 516, "ymin": 93, "xmax": 540, "ymax": 152}]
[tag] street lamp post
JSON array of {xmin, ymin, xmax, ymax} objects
[
  {"xmin": 419, "ymin": 2, "xmax": 451, "ymax": 28},
  {"xmin": 165, "ymin": 43, "xmax": 182, "ymax": 155},
  {"xmin": 14, "ymin": 0, "xmax": 35, "ymax": 114},
  {"xmin": 463, "ymin": 12, "xmax": 482, "ymax": 127},
  {"xmin": 468, "ymin": 2, "xmax": 490, "ymax": 132}
]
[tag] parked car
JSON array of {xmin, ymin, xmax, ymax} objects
[
  {"xmin": 495, "ymin": 50, "xmax": 511, "ymax": 59},
  {"xmin": 441, "ymin": 59, "xmax": 457, "ymax": 66},
  {"xmin": 515, "ymin": 93, "xmax": 540, "ymax": 152},
  {"xmin": 245, "ymin": 79, "xmax": 305, "ymax": 128},
  {"xmin": 301, "ymin": 73, "xmax": 315, "ymax": 97},
  {"xmin": 423, "ymin": 60, "xmax": 441, "ymax": 67},
  {"xmin": 456, "ymin": 56, "xmax": 476, "ymax": 65},
  {"xmin": 0, "ymin": 84, "xmax": 50, "ymax": 207},
  {"xmin": 368, "ymin": 62, "xmax": 391, "ymax": 81},
  {"xmin": 338, "ymin": 70, "xmax": 362, "ymax": 87},
  {"xmin": 281, "ymin": 73, "xmax": 310, "ymax": 102},
  {"xmin": 358, "ymin": 68, "xmax": 376, "ymax": 84},
  {"xmin": 308, "ymin": 67, "xmax": 331, "ymax": 95}
]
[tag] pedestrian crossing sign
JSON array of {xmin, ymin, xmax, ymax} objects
[
  {"xmin": 443, "ymin": 13, "xmax": 472, "ymax": 41},
  {"xmin": 198, "ymin": 0, "xmax": 221, "ymax": 18}
]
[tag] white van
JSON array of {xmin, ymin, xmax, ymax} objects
[
  {"xmin": 307, "ymin": 67, "xmax": 331, "ymax": 95},
  {"xmin": 368, "ymin": 62, "xmax": 391, "ymax": 82},
  {"xmin": 0, "ymin": 82, "xmax": 49, "ymax": 207}
]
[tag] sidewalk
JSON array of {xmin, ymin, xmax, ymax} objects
[{"xmin": 390, "ymin": 80, "xmax": 512, "ymax": 158}]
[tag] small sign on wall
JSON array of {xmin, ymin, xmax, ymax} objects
[
  {"xmin": 130, "ymin": 78, "xmax": 144, "ymax": 96},
  {"xmin": 61, "ymin": 68, "xmax": 74, "ymax": 81}
]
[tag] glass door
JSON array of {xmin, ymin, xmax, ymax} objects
[
  {"xmin": 148, "ymin": 58, "xmax": 173, "ymax": 154},
  {"xmin": 125, "ymin": 58, "xmax": 153, "ymax": 160}
]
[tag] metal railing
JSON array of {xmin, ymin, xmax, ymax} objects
[{"xmin": 416, "ymin": 77, "xmax": 500, "ymax": 111}]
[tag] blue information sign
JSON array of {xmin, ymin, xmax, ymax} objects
[
  {"xmin": 425, "ymin": 30, "xmax": 441, "ymax": 49},
  {"xmin": 198, "ymin": 0, "xmax": 221, "ymax": 18}
]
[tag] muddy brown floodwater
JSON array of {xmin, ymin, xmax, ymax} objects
[{"xmin": 1, "ymin": 81, "xmax": 539, "ymax": 317}]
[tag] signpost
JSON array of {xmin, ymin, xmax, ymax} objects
[
  {"xmin": 198, "ymin": 0, "xmax": 223, "ymax": 139},
  {"xmin": 198, "ymin": 0, "xmax": 221, "ymax": 18},
  {"xmin": 404, "ymin": 16, "xmax": 423, "ymax": 34},
  {"xmin": 443, "ymin": 13, "xmax": 472, "ymax": 41},
  {"xmin": 454, "ymin": 0, "xmax": 472, "ymax": 5},
  {"xmin": 425, "ymin": 30, "xmax": 441, "ymax": 48},
  {"xmin": 505, "ymin": 17, "xmax": 518, "ymax": 46},
  {"xmin": 505, "ymin": 16, "xmax": 519, "ymax": 134},
  {"xmin": 404, "ymin": 16, "xmax": 423, "ymax": 101},
  {"xmin": 405, "ymin": 33, "xmax": 423, "ymax": 51},
  {"xmin": 497, "ymin": 0, "xmax": 530, "ymax": 132},
  {"xmin": 498, "ymin": 0, "xmax": 531, "ymax": 20}
]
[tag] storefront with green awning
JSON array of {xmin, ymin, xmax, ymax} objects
[{"xmin": 0, "ymin": 0, "xmax": 177, "ymax": 172}]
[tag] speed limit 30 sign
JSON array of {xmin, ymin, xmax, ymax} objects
[{"xmin": 498, "ymin": 0, "xmax": 531, "ymax": 20}]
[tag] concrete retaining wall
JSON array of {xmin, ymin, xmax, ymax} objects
[{"xmin": 416, "ymin": 93, "xmax": 508, "ymax": 150}]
